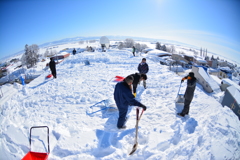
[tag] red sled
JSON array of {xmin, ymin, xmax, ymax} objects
[
  {"xmin": 22, "ymin": 126, "xmax": 50, "ymax": 160},
  {"xmin": 46, "ymin": 74, "xmax": 52, "ymax": 78},
  {"xmin": 115, "ymin": 78, "xmax": 124, "ymax": 82},
  {"xmin": 115, "ymin": 76, "xmax": 125, "ymax": 80},
  {"xmin": 114, "ymin": 76, "xmax": 125, "ymax": 82}
]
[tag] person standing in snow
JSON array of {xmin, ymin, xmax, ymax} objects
[
  {"xmin": 49, "ymin": 57, "xmax": 57, "ymax": 78},
  {"xmin": 128, "ymin": 73, "xmax": 147, "ymax": 97},
  {"xmin": 114, "ymin": 75, "xmax": 147, "ymax": 129},
  {"xmin": 138, "ymin": 58, "xmax": 149, "ymax": 89},
  {"xmin": 178, "ymin": 72, "xmax": 196, "ymax": 117},
  {"xmin": 73, "ymin": 48, "xmax": 76, "ymax": 55},
  {"xmin": 132, "ymin": 46, "xmax": 136, "ymax": 56}
]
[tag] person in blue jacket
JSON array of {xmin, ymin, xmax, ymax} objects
[
  {"xmin": 138, "ymin": 58, "xmax": 149, "ymax": 89},
  {"xmin": 114, "ymin": 75, "xmax": 147, "ymax": 129}
]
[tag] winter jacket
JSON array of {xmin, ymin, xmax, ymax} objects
[
  {"xmin": 184, "ymin": 77, "xmax": 197, "ymax": 101},
  {"xmin": 132, "ymin": 47, "xmax": 136, "ymax": 52},
  {"xmin": 114, "ymin": 81, "xmax": 142, "ymax": 110},
  {"xmin": 138, "ymin": 62, "xmax": 149, "ymax": 74},
  {"xmin": 129, "ymin": 73, "xmax": 142, "ymax": 93},
  {"xmin": 73, "ymin": 49, "xmax": 76, "ymax": 54},
  {"xmin": 49, "ymin": 59, "xmax": 56, "ymax": 72}
]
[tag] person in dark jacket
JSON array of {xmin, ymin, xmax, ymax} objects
[
  {"xmin": 128, "ymin": 73, "xmax": 147, "ymax": 97},
  {"xmin": 178, "ymin": 72, "xmax": 196, "ymax": 117},
  {"xmin": 138, "ymin": 58, "xmax": 149, "ymax": 89},
  {"xmin": 73, "ymin": 48, "xmax": 76, "ymax": 55},
  {"xmin": 114, "ymin": 75, "xmax": 147, "ymax": 129},
  {"xmin": 132, "ymin": 46, "xmax": 136, "ymax": 56},
  {"xmin": 49, "ymin": 58, "xmax": 56, "ymax": 78}
]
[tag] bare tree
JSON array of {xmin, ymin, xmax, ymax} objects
[
  {"xmin": 44, "ymin": 49, "xmax": 50, "ymax": 57},
  {"xmin": 118, "ymin": 42, "xmax": 124, "ymax": 50},
  {"xmin": 156, "ymin": 42, "xmax": 161, "ymax": 50},
  {"xmin": 193, "ymin": 50, "xmax": 198, "ymax": 57},
  {"xmin": 135, "ymin": 43, "xmax": 148, "ymax": 53},
  {"xmin": 79, "ymin": 41, "xmax": 84, "ymax": 44},
  {"xmin": 21, "ymin": 44, "xmax": 39, "ymax": 68},
  {"xmin": 124, "ymin": 38, "xmax": 135, "ymax": 48},
  {"xmin": 169, "ymin": 45, "xmax": 176, "ymax": 53},
  {"xmin": 161, "ymin": 45, "xmax": 167, "ymax": 51}
]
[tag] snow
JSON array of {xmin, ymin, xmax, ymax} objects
[{"xmin": 1, "ymin": 46, "xmax": 240, "ymax": 160}]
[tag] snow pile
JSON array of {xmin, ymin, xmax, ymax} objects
[{"xmin": 1, "ymin": 49, "xmax": 240, "ymax": 160}]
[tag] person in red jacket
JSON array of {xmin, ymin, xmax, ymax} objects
[{"xmin": 114, "ymin": 75, "xmax": 146, "ymax": 129}]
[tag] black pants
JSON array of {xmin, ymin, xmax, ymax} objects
[
  {"xmin": 181, "ymin": 99, "xmax": 192, "ymax": 116},
  {"xmin": 133, "ymin": 84, "xmax": 137, "ymax": 94},
  {"xmin": 117, "ymin": 107, "xmax": 128, "ymax": 128},
  {"xmin": 132, "ymin": 52, "xmax": 135, "ymax": 56},
  {"xmin": 51, "ymin": 70, "xmax": 57, "ymax": 78}
]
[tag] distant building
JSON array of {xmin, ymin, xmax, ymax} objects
[
  {"xmin": 195, "ymin": 58, "xmax": 207, "ymax": 66},
  {"xmin": 221, "ymin": 85, "xmax": 240, "ymax": 120},
  {"xmin": 218, "ymin": 60, "xmax": 228, "ymax": 67},
  {"xmin": 218, "ymin": 67, "xmax": 232, "ymax": 79},
  {"xmin": 172, "ymin": 54, "xmax": 185, "ymax": 62},
  {"xmin": 207, "ymin": 59, "xmax": 218, "ymax": 68},
  {"xmin": 220, "ymin": 78, "xmax": 240, "ymax": 92},
  {"xmin": 184, "ymin": 55, "xmax": 194, "ymax": 62}
]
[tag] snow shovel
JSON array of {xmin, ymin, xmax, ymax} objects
[
  {"xmin": 22, "ymin": 126, "xmax": 50, "ymax": 160},
  {"xmin": 129, "ymin": 108, "xmax": 144, "ymax": 155},
  {"xmin": 175, "ymin": 82, "xmax": 185, "ymax": 104}
]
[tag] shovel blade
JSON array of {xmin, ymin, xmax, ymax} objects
[{"xmin": 129, "ymin": 142, "xmax": 138, "ymax": 155}]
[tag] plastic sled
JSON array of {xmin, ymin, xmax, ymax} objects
[
  {"xmin": 114, "ymin": 76, "xmax": 124, "ymax": 82},
  {"xmin": 46, "ymin": 74, "xmax": 52, "ymax": 78},
  {"xmin": 175, "ymin": 94, "xmax": 185, "ymax": 104},
  {"xmin": 115, "ymin": 76, "xmax": 124, "ymax": 79},
  {"xmin": 115, "ymin": 78, "xmax": 124, "ymax": 82},
  {"xmin": 22, "ymin": 126, "xmax": 50, "ymax": 160}
]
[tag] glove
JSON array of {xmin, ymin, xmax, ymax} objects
[
  {"xmin": 133, "ymin": 93, "xmax": 137, "ymax": 97},
  {"xmin": 141, "ymin": 104, "xmax": 147, "ymax": 111}
]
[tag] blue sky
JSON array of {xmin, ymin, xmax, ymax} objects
[{"xmin": 0, "ymin": 0, "xmax": 240, "ymax": 63}]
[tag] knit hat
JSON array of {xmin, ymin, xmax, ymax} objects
[
  {"xmin": 141, "ymin": 74, "xmax": 147, "ymax": 80},
  {"xmin": 124, "ymin": 76, "xmax": 134, "ymax": 83},
  {"xmin": 189, "ymin": 72, "xmax": 194, "ymax": 78}
]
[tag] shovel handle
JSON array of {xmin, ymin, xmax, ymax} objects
[{"xmin": 176, "ymin": 82, "xmax": 182, "ymax": 98}]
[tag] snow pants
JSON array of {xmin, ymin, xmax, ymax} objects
[
  {"xmin": 117, "ymin": 107, "xmax": 128, "ymax": 128},
  {"xmin": 181, "ymin": 99, "xmax": 192, "ymax": 116},
  {"xmin": 51, "ymin": 70, "xmax": 57, "ymax": 78}
]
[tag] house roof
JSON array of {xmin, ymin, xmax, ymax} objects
[
  {"xmin": 227, "ymin": 86, "xmax": 240, "ymax": 105},
  {"xmin": 222, "ymin": 78, "xmax": 240, "ymax": 92},
  {"xmin": 219, "ymin": 67, "xmax": 232, "ymax": 73},
  {"xmin": 196, "ymin": 58, "xmax": 207, "ymax": 64}
]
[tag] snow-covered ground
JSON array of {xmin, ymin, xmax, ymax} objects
[{"xmin": 1, "ymin": 48, "xmax": 240, "ymax": 160}]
